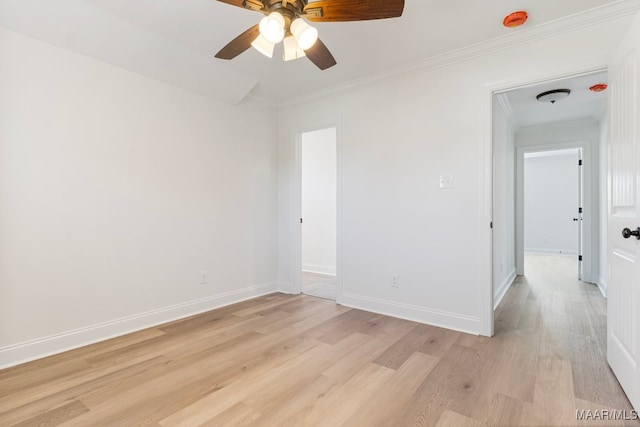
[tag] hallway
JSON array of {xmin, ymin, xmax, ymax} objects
[{"xmin": 490, "ymin": 253, "xmax": 637, "ymax": 425}]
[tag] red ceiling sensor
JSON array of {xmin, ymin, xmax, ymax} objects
[
  {"xmin": 503, "ymin": 11, "xmax": 528, "ymax": 28},
  {"xmin": 590, "ymin": 83, "xmax": 608, "ymax": 92}
]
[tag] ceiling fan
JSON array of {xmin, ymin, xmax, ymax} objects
[{"xmin": 215, "ymin": 0, "xmax": 405, "ymax": 70}]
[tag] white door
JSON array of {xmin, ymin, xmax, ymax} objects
[
  {"xmin": 607, "ymin": 12, "xmax": 640, "ymax": 412},
  {"xmin": 573, "ymin": 148, "xmax": 584, "ymax": 280},
  {"xmin": 577, "ymin": 150, "xmax": 583, "ymax": 280}
]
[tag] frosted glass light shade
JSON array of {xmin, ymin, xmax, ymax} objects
[
  {"xmin": 283, "ymin": 36, "xmax": 306, "ymax": 61},
  {"xmin": 290, "ymin": 18, "xmax": 318, "ymax": 50},
  {"xmin": 259, "ymin": 12, "xmax": 285, "ymax": 44},
  {"xmin": 251, "ymin": 34, "xmax": 275, "ymax": 58}
]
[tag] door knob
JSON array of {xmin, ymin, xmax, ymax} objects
[
  {"xmin": 622, "ymin": 227, "xmax": 640, "ymax": 239},
  {"xmin": 573, "ymin": 218, "xmax": 579, "ymax": 222}
]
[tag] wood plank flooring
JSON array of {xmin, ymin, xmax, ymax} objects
[
  {"xmin": 301, "ymin": 271, "xmax": 337, "ymax": 301},
  {"xmin": 1, "ymin": 254, "xmax": 638, "ymax": 426}
]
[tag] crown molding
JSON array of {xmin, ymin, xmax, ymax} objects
[
  {"xmin": 495, "ymin": 93, "xmax": 514, "ymax": 118},
  {"xmin": 495, "ymin": 92, "xmax": 519, "ymax": 131},
  {"xmin": 278, "ymin": 0, "xmax": 640, "ymax": 109}
]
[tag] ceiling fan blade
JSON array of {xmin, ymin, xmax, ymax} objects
[
  {"xmin": 305, "ymin": 39, "xmax": 336, "ymax": 70},
  {"xmin": 304, "ymin": 0, "xmax": 404, "ymax": 22},
  {"xmin": 217, "ymin": 0, "xmax": 245, "ymax": 7},
  {"xmin": 215, "ymin": 24, "xmax": 260, "ymax": 60}
]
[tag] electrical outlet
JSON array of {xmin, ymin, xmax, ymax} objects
[
  {"xmin": 392, "ymin": 275, "xmax": 400, "ymax": 288},
  {"xmin": 200, "ymin": 270, "xmax": 208, "ymax": 285}
]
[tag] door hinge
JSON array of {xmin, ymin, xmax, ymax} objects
[
  {"xmin": 579, "ymin": 159, "xmax": 583, "ymax": 166},
  {"xmin": 490, "ymin": 222, "xmax": 493, "ymax": 229},
  {"xmin": 579, "ymin": 255, "xmax": 583, "ymax": 262},
  {"xmin": 300, "ymin": 218, "xmax": 303, "ymax": 224},
  {"xmin": 579, "ymin": 207, "xmax": 583, "ymax": 214}
]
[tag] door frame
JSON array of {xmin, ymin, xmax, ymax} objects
[
  {"xmin": 482, "ymin": 63, "xmax": 608, "ymax": 336},
  {"xmin": 291, "ymin": 122, "xmax": 344, "ymax": 302},
  {"xmin": 516, "ymin": 144, "xmax": 592, "ymax": 281}
]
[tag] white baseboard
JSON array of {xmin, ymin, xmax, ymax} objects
[
  {"xmin": 302, "ymin": 263, "xmax": 336, "ymax": 276},
  {"xmin": 597, "ymin": 277, "xmax": 608, "ymax": 298},
  {"xmin": 277, "ymin": 281, "xmax": 295, "ymax": 294},
  {"xmin": 0, "ymin": 282, "xmax": 277, "ymax": 370},
  {"xmin": 494, "ymin": 269, "xmax": 517, "ymax": 309},
  {"xmin": 339, "ymin": 293, "xmax": 480, "ymax": 335},
  {"xmin": 524, "ymin": 248, "xmax": 578, "ymax": 256}
]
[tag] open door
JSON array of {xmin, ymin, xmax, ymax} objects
[
  {"xmin": 578, "ymin": 150, "xmax": 584, "ymax": 280},
  {"xmin": 607, "ymin": 12, "xmax": 640, "ymax": 412}
]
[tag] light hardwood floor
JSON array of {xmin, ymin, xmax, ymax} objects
[
  {"xmin": 1, "ymin": 254, "xmax": 638, "ymax": 426},
  {"xmin": 302, "ymin": 271, "xmax": 337, "ymax": 300}
]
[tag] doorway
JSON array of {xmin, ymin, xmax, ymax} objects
[
  {"xmin": 522, "ymin": 148, "xmax": 583, "ymax": 278},
  {"xmin": 487, "ymin": 68, "xmax": 608, "ymax": 336},
  {"xmin": 515, "ymin": 138, "xmax": 599, "ymax": 285},
  {"xmin": 300, "ymin": 127, "xmax": 337, "ymax": 300}
]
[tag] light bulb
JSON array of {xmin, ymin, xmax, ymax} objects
[
  {"xmin": 283, "ymin": 36, "xmax": 306, "ymax": 61},
  {"xmin": 290, "ymin": 18, "xmax": 318, "ymax": 50},
  {"xmin": 259, "ymin": 12, "xmax": 285, "ymax": 44},
  {"xmin": 251, "ymin": 34, "xmax": 275, "ymax": 58}
]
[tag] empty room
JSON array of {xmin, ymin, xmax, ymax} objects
[{"xmin": 1, "ymin": 0, "xmax": 640, "ymax": 426}]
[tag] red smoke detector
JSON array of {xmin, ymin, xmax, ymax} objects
[
  {"xmin": 589, "ymin": 83, "xmax": 608, "ymax": 92},
  {"xmin": 503, "ymin": 11, "xmax": 528, "ymax": 28}
]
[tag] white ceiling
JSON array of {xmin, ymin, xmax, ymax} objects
[
  {"xmin": 503, "ymin": 71, "xmax": 609, "ymax": 128},
  {"xmin": 0, "ymin": 0, "xmax": 635, "ymax": 105}
]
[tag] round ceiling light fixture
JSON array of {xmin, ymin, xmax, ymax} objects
[
  {"xmin": 536, "ymin": 89, "xmax": 571, "ymax": 104},
  {"xmin": 503, "ymin": 11, "xmax": 528, "ymax": 28},
  {"xmin": 589, "ymin": 83, "xmax": 608, "ymax": 92}
]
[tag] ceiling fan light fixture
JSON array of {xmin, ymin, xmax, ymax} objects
[
  {"xmin": 251, "ymin": 34, "xmax": 276, "ymax": 58},
  {"xmin": 283, "ymin": 36, "xmax": 306, "ymax": 61},
  {"xmin": 291, "ymin": 18, "xmax": 318, "ymax": 50},
  {"xmin": 536, "ymin": 89, "xmax": 571, "ymax": 104},
  {"xmin": 216, "ymin": 0, "xmax": 405, "ymax": 70},
  {"xmin": 259, "ymin": 12, "xmax": 285, "ymax": 43}
]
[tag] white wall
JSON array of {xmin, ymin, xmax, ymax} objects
[
  {"xmin": 0, "ymin": 28, "xmax": 278, "ymax": 368},
  {"xmin": 598, "ymin": 117, "xmax": 609, "ymax": 296},
  {"xmin": 1, "ymin": 11, "xmax": 628, "ymax": 367},
  {"xmin": 524, "ymin": 151, "xmax": 580, "ymax": 255},
  {"xmin": 516, "ymin": 119, "xmax": 601, "ymax": 284},
  {"xmin": 277, "ymin": 16, "xmax": 632, "ymax": 334},
  {"xmin": 492, "ymin": 97, "xmax": 516, "ymax": 308},
  {"xmin": 302, "ymin": 127, "xmax": 337, "ymax": 275}
]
